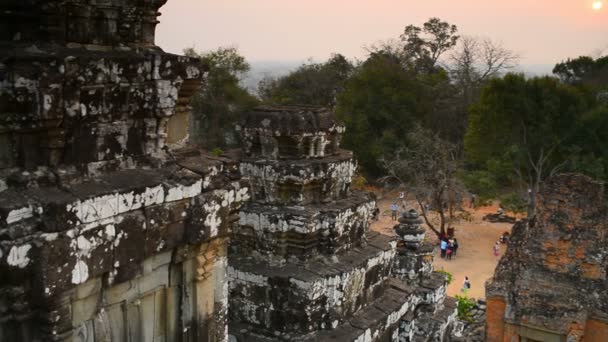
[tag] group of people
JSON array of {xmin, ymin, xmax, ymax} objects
[{"xmin": 439, "ymin": 236, "xmax": 459, "ymax": 260}]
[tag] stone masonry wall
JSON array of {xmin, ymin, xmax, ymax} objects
[
  {"xmin": 229, "ymin": 106, "xmax": 457, "ymax": 342},
  {"xmin": 486, "ymin": 174, "xmax": 608, "ymax": 342},
  {"xmin": 0, "ymin": 1, "xmax": 247, "ymax": 341}
]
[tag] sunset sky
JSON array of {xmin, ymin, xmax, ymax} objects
[{"xmin": 156, "ymin": 0, "xmax": 608, "ymax": 65}]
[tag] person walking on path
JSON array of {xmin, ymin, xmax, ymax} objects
[
  {"xmin": 452, "ymin": 238, "xmax": 459, "ymax": 258},
  {"xmin": 470, "ymin": 193, "xmax": 476, "ymax": 208},
  {"xmin": 461, "ymin": 276, "xmax": 471, "ymax": 293},
  {"xmin": 493, "ymin": 241, "xmax": 500, "ymax": 258},
  {"xmin": 390, "ymin": 203, "xmax": 398, "ymax": 221},
  {"xmin": 440, "ymin": 239, "xmax": 447, "ymax": 259}
]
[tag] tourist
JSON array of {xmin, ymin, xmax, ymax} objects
[
  {"xmin": 399, "ymin": 191, "xmax": 407, "ymax": 209},
  {"xmin": 452, "ymin": 238, "xmax": 459, "ymax": 258},
  {"xmin": 440, "ymin": 238, "xmax": 447, "ymax": 258},
  {"xmin": 470, "ymin": 193, "xmax": 476, "ymax": 208},
  {"xmin": 499, "ymin": 231, "xmax": 510, "ymax": 244},
  {"xmin": 493, "ymin": 241, "xmax": 500, "ymax": 257},
  {"xmin": 446, "ymin": 240, "xmax": 453, "ymax": 260},
  {"xmin": 462, "ymin": 276, "xmax": 471, "ymax": 292},
  {"xmin": 390, "ymin": 203, "xmax": 398, "ymax": 221}
]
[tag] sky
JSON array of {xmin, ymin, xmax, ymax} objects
[{"xmin": 156, "ymin": 0, "xmax": 608, "ymax": 66}]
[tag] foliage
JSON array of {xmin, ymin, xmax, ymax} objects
[
  {"xmin": 211, "ymin": 148, "xmax": 224, "ymax": 156},
  {"xmin": 258, "ymin": 54, "xmax": 354, "ymax": 108},
  {"xmin": 465, "ymin": 73, "xmax": 589, "ymax": 215},
  {"xmin": 184, "ymin": 47, "xmax": 259, "ymax": 149},
  {"xmin": 401, "ymin": 17, "xmax": 459, "ymax": 71},
  {"xmin": 498, "ymin": 192, "xmax": 527, "ymax": 214},
  {"xmin": 351, "ymin": 174, "xmax": 368, "ymax": 190},
  {"xmin": 553, "ymin": 55, "xmax": 608, "ymax": 89},
  {"xmin": 459, "ymin": 170, "xmax": 498, "ymax": 204},
  {"xmin": 455, "ymin": 294, "xmax": 476, "ymax": 322},
  {"xmin": 436, "ymin": 269, "xmax": 453, "ymax": 285},
  {"xmin": 381, "ymin": 125, "xmax": 464, "ymax": 237},
  {"xmin": 337, "ymin": 51, "xmax": 434, "ymax": 177}
]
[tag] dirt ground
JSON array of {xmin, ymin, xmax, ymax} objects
[{"xmin": 371, "ymin": 191, "xmax": 516, "ymax": 300}]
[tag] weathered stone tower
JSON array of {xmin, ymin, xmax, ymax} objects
[
  {"xmin": 228, "ymin": 106, "xmax": 457, "ymax": 341},
  {"xmin": 0, "ymin": 1, "xmax": 248, "ymax": 341},
  {"xmin": 486, "ymin": 174, "xmax": 608, "ymax": 342}
]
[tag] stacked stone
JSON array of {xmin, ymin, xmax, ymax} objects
[
  {"xmin": 228, "ymin": 106, "xmax": 457, "ymax": 342},
  {"xmin": 0, "ymin": 1, "xmax": 248, "ymax": 341},
  {"xmin": 486, "ymin": 174, "xmax": 608, "ymax": 342},
  {"xmin": 392, "ymin": 210, "xmax": 459, "ymax": 342}
]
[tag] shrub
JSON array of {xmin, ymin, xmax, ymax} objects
[
  {"xmin": 455, "ymin": 294, "xmax": 476, "ymax": 322},
  {"xmin": 436, "ymin": 269, "xmax": 453, "ymax": 285},
  {"xmin": 352, "ymin": 175, "xmax": 368, "ymax": 190},
  {"xmin": 499, "ymin": 192, "xmax": 527, "ymax": 214},
  {"xmin": 211, "ymin": 148, "xmax": 224, "ymax": 156}
]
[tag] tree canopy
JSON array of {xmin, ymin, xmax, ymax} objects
[
  {"xmin": 184, "ymin": 47, "xmax": 258, "ymax": 149},
  {"xmin": 465, "ymin": 73, "xmax": 595, "ymax": 214},
  {"xmin": 258, "ymin": 54, "xmax": 353, "ymax": 108}
]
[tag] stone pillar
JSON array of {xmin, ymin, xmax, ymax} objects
[{"xmin": 392, "ymin": 209, "xmax": 436, "ymax": 282}]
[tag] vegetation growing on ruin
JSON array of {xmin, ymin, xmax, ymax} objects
[
  {"xmin": 436, "ymin": 270, "xmax": 453, "ymax": 285},
  {"xmin": 455, "ymin": 294, "xmax": 476, "ymax": 322}
]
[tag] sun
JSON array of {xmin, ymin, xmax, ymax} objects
[{"xmin": 593, "ymin": 1, "xmax": 604, "ymax": 10}]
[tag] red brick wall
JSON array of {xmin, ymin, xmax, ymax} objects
[
  {"xmin": 486, "ymin": 296, "xmax": 507, "ymax": 342},
  {"xmin": 584, "ymin": 319, "xmax": 608, "ymax": 342}
]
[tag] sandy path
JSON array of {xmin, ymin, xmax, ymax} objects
[{"xmin": 371, "ymin": 191, "xmax": 514, "ymax": 300}]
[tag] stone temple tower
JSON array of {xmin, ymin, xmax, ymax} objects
[
  {"xmin": 228, "ymin": 106, "xmax": 458, "ymax": 341},
  {"xmin": 0, "ymin": 1, "xmax": 248, "ymax": 341}
]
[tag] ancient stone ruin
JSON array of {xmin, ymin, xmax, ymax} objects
[
  {"xmin": 0, "ymin": 1, "xmax": 464, "ymax": 341},
  {"xmin": 0, "ymin": 1, "xmax": 249, "ymax": 341},
  {"xmin": 486, "ymin": 174, "xmax": 608, "ymax": 342},
  {"xmin": 227, "ymin": 106, "xmax": 458, "ymax": 341}
]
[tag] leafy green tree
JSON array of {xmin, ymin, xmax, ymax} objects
[
  {"xmin": 401, "ymin": 17, "xmax": 459, "ymax": 71},
  {"xmin": 562, "ymin": 105, "xmax": 608, "ymax": 180},
  {"xmin": 465, "ymin": 73, "xmax": 589, "ymax": 215},
  {"xmin": 184, "ymin": 47, "xmax": 258, "ymax": 149},
  {"xmin": 336, "ymin": 51, "xmax": 431, "ymax": 177},
  {"xmin": 553, "ymin": 56, "xmax": 608, "ymax": 88},
  {"xmin": 258, "ymin": 54, "xmax": 354, "ymax": 107}
]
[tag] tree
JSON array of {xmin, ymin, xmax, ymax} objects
[
  {"xmin": 401, "ymin": 17, "xmax": 459, "ymax": 71},
  {"xmin": 184, "ymin": 47, "xmax": 258, "ymax": 149},
  {"xmin": 336, "ymin": 51, "xmax": 432, "ymax": 177},
  {"xmin": 382, "ymin": 125, "xmax": 464, "ymax": 238},
  {"xmin": 553, "ymin": 55, "xmax": 608, "ymax": 88},
  {"xmin": 449, "ymin": 36, "xmax": 518, "ymax": 104},
  {"xmin": 258, "ymin": 54, "xmax": 354, "ymax": 108},
  {"xmin": 465, "ymin": 74, "xmax": 588, "ymax": 216}
]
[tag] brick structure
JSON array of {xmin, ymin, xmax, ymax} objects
[
  {"xmin": 0, "ymin": 1, "xmax": 248, "ymax": 341},
  {"xmin": 486, "ymin": 174, "xmax": 608, "ymax": 342},
  {"xmin": 228, "ymin": 106, "xmax": 458, "ymax": 341}
]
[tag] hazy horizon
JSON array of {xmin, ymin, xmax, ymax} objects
[{"xmin": 156, "ymin": 0, "xmax": 607, "ymax": 67}]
